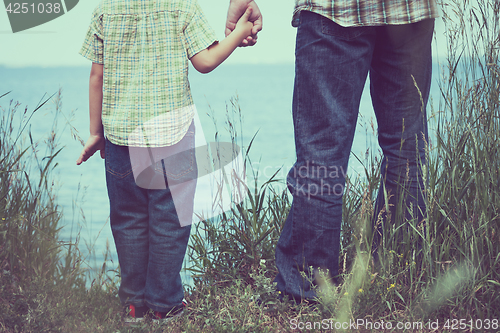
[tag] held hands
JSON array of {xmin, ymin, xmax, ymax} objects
[
  {"xmin": 190, "ymin": 5, "xmax": 256, "ymax": 73},
  {"xmin": 234, "ymin": 6, "xmax": 254, "ymax": 36},
  {"xmin": 76, "ymin": 134, "xmax": 105, "ymax": 165},
  {"xmin": 225, "ymin": 0, "xmax": 262, "ymax": 46}
]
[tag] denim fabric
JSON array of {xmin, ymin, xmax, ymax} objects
[
  {"xmin": 105, "ymin": 121, "xmax": 196, "ymax": 312},
  {"xmin": 274, "ymin": 11, "xmax": 434, "ymax": 300}
]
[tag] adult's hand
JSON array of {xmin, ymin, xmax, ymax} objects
[{"xmin": 225, "ymin": 0, "xmax": 262, "ymax": 46}]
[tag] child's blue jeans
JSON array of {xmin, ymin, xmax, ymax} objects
[
  {"xmin": 105, "ymin": 121, "xmax": 196, "ymax": 312},
  {"xmin": 274, "ymin": 11, "xmax": 434, "ymax": 301}
]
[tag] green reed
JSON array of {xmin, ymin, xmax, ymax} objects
[
  {"xmin": 0, "ymin": 91, "xmax": 124, "ymax": 332},
  {"xmin": 0, "ymin": 91, "xmax": 76, "ymax": 284}
]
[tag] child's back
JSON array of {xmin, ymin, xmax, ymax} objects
[
  {"xmin": 77, "ymin": 0, "xmax": 254, "ymax": 324},
  {"xmin": 80, "ymin": 0, "xmax": 218, "ymax": 147}
]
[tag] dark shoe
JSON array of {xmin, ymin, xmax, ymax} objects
[
  {"xmin": 151, "ymin": 299, "xmax": 187, "ymax": 324},
  {"xmin": 279, "ymin": 290, "xmax": 320, "ymax": 307},
  {"xmin": 257, "ymin": 289, "xmax": 319, "ymax": 308}
]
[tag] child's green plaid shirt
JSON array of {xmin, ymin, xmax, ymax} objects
[
  {"xmin": 292, "ymin": 0, "xmax": 439, "ymax": 27},
  {"xmin": 79, "ymin": 0, "xmax": 217, "ymax": 147}
]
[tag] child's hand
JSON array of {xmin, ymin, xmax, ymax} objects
[
  {"xmin": 234, "ymin": 6, "xmax": 253, "ymax": 37},
  {"xmin": 76, "ymin": 134, "xmax": 105, "ymax": 165}
]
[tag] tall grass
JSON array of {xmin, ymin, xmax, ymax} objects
[
  {"xmin": 425, "ymin": 0, "xmax": 500, "ymax": 318},
  {"xmin": 0, "ymin": 90, "xmax": 89, "ymax": 288},
  {"xmin": 188, "ymin": 97, "xmax": 288, "ymax": 286},
  {"xmin": 0, "ymin": 91, "xmax": 122, "ymax": 332}
]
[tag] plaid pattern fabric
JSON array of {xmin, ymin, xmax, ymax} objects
[
  {"xmin": 79, "ymin": 0, "xmax": 217, "ymax": 146},
  {"xmin": 292, "ymin": 0, "xmax": 439, "ymax": 27}
]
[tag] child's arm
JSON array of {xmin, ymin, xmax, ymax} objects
[
  {"xmin": 190, "ymin": 7, "xmax": 253, "ymax": 74},
  {"xmin": 76, "ymin": 63, "xmax": 105, "ymax": 165}
]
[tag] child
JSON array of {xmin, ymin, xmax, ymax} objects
[{"xmin": 76, "ymin": 0, "xmax": 253, "ymax": 324}]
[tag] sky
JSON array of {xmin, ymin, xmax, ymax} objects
[{"xmin": 0, "ymin": 0, "xmax": 448, "ymax": 67}]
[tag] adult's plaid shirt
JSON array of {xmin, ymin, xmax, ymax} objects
[{"xmin": 292, "ymin": 0, "xmax": 439, "ymax": 27}]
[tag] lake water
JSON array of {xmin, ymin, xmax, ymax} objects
[{"xmin": 0, "ymin": 62, "xmax": 443, "ymax": 284}]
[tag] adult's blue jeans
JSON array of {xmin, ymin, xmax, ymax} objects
[
  {"xmin": 275, "ymin": 11, "xmax": 434, "ymax": 301},
  {"xmin": 105, "ymin": 121, "xmax": 196, "ymax": 312}
]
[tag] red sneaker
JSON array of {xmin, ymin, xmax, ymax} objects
[{"xmin": 123, "ymin": 304, "xmax": 147, "ymax": 324}]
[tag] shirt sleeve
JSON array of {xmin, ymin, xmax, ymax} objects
[
  {"xmin": 183, "ymin": 1, "xmax": 218, "ymax": 59},
  {"xmin": 79, "ymin": 4, "xmax": 104, "ymax": 64}
]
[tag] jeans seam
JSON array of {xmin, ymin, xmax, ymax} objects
[
  {"xmin": 319, "ymin": 13, "xmax": 365, "ymax": 40},
  {"xmin": 154, "ymin": 132, "xmax": 195, "ymax": 180}
]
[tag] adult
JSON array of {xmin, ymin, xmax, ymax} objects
[{"xmin": 226, "ymin": 0, "xmax": 437, "ymax": 302}]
